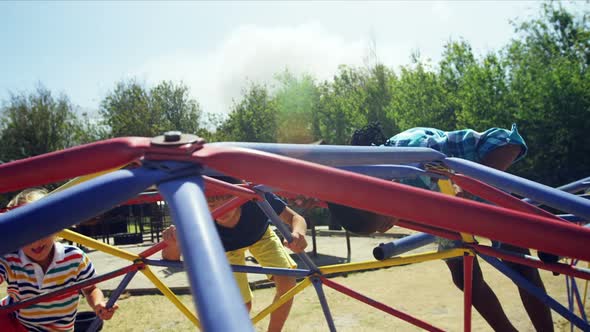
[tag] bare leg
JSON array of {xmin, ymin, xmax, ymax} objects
[
  {"xmin": 267, "ymin": 276, "xmax": 296, "ymax": 332},
  {"xmin": 446, "ymin": 257, "xmax": 518, "ymax": 332},
  {"xmin": 500, "ymin": 244, "xmax": 554, "ymax": 332}
]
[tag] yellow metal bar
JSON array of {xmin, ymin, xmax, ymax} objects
[
  {"xmin": 252, "ymin": 278, "xmax": 312, "ymax": 324},
  {"xmin": 437, "ymin": 179, "xmax": 456, "ymax": 196},
  {"xmin": 58, "ymin": 229, "xmax": 139, "ymax": 262},
  {"xmin": 583, "ymin": 262, "xmax": 589, "ymax": 309},
  {"xmin": 438, "ymin": 179, "xmax": 476, "ymax": 243},
  {"xmin": 141, "ymin": 266, "xmax": 201, "ymax": 329},
  {"xmin": 52, "ymin": 166, "xmax": 126, "ymax": 193},
  {"xmin": 320, "ymin": 249, "xmax": 469, "ymax": 275}
]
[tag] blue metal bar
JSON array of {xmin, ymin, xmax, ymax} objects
[
  {"xmin": 443, "ymin": 158, "xmax": 590, "ymax": 221},
  {"xmin": 0, "ymin": 164, "xmax": 190, "ymax": 255},
  {"xmin": 555, "ymin": 177, "xmax": 590, "ymax": 194},
  {"xmin": 522, "ymin": 177, "xmax": 590, "ymax": 205},
  {"xmin": 253, "ymin": 164, "xmax": 446, "ymax": 194},
  {"xmin": 144, "ymin": 259, "xmax": 311, "ymax": 277},
  {"xmin": 255, "ymin": 198, "xmax": 319, "ymax": 273},
  {"xmin": 373, "ymin": 233, "xmax": 436, "ymax": 260},
  {"xmin": 311, "ymin": 277, "xmax": 337, "ymax": 332},
  {"xmin": 144, "ymin": 259, "xmax": 186, "ymax": 268},
  {"xmin": 558, "ymin": 214, "xmax": 587, "ymax": 223},
  {"xmin": 479, "ymin": 254, "xmax": 590, "ymax": 331},
  {"xmin": 87, "ymin": 271, "xmax": 137, "ymax": 332},
  {"xmin": 338, "ymin": 165, "xmax": 443, "ymax": 180},
  {"xmin": 566, "ymin": 276, "xmax": 574, "ymax": 332},
  {"xmin": 571, "ymin": 276, "xmax": 588, "ymax": 323},
  {"xmin": 158, "ymin": 176, "xmax": 253, "ymax": 332},
  {"xmin": 209, "ymin": 142, "xmax": 445, "ymax": 166}
]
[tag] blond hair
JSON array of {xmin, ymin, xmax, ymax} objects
[{"xmin": 7, "ymin": 188, "xmax": 48, "ymax": 208}]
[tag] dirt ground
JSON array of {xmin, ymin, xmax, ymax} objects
[{"xmin": 81, "ymin": 255, "xmax": 585, "ymax": 332}]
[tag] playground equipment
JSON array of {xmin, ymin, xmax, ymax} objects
[{"xmin": 0, "ymin": 132, "xmax": 589, "ymax": 331}]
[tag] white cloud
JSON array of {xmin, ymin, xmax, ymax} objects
[
  {"xmin": 430, "ymin": 1, "xmax": 453, "ymax": 23},
  {"xmin": 138, "ymin": 22, "xmax": 407, "ymax": 114}
]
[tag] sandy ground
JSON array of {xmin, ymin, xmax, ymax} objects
[
  {"xmin": 76, "ymin": 252, "xmax": 583, "ymax": 332},
  {"xmin": 269, "ymin": 258, "xmax": 577, "ymax": 332}
]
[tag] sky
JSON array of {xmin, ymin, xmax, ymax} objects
[{"xmin": 0, "ymin": 1, "xmax": 551, "ymax": 116}]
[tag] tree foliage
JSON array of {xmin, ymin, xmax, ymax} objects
[
  {"xmin": 100, "ymin": 80, "xmax": 204, "ymax": 138},
  {"xmin": 215, "ymin": 83, "xmax": 277, "ymax": 142},
  {"xmin": 273, "ymin": 70, "xmax": 319, "ymax": 143},
  {"xmin": 0, "ymin": 85, "xmax": 80, "ymax": 162},
  {"xmin": 503, "ymin": 2, "xmax": 590, "ymax": 184}
]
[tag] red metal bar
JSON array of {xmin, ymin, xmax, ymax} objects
[
  {"xmin": 120, "ymin": 178, "xmax": 256, "ymax": 207},
  {"xmin": 471, "ymin": 244, "xmax": 590, "ymax": 280},
  {"xmin": 119, "ymin": 177, "xmax": 256, "ymax": 209},
  {"xmin": 194, "ymin": 146, "xmax": 590, "ymax": 261},
  {"xmin": 202, "ymin": 176, "xmax": 260, "ymax": 200},
  {"xmin": 277, "ymin": 191, "xmax": 329, "ymax": 208},
  {"xmin": 122, "ymin": 192, "xmax": 163, "ymax": 205},
  {"xmin": 0, "ymin": 137, "xmax": 152, "ymax": 193},
  {"xmin": 463, "ymin": 254, "xmax": 474, "ymax": 332},
  {"xmin": 0, "ymin": 263, "xmax": 141, "ymax": 314},
  {"xmin": 320, "ymin": 277, "xmax": 444, "ymax": 332},
  {"xmin": 211, "ymin": 196, "xmax": 250, "ymax": 219},
  {"xmin": 139, "ymin": 241, "xmax": 168, "ymax": 258}
]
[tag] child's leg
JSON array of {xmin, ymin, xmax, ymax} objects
[
  {"xmin": 446, "ymin": 257, "xmax": 518, "ymax": 332},
  {"xmin": 225, "ymin": 248, "xmax": 254, "ymax": 311},
  {"xmin": 268, "ymin": 275, "xmax": 296, "ymax": 332},
  {"xmin": 499, "ymin": 243, "xmax": 554, "ymax": 332},
  {"xmin": 0, "ymin": 312, "xmax": 27, "ymax": 332},
  {"xmin": 250, "ymin": 228, "xmax": 298, "ymax": 332}
]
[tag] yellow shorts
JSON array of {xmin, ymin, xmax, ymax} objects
[{"xmin": 226, "ymin": 227, "xmax": 297, "ymax": 303}]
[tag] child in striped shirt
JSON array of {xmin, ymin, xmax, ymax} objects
[{"xmin": 0, "ymin": 188, "xmax": 118, "ymax": 332}]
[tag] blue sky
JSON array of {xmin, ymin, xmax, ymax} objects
[{"xmin": 0, "ymin": 1, "xmax": 554, "ymax": 115}]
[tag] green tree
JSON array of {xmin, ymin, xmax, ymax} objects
[
  {"xmin": 151, "ymin": 81, "xmax": 203, "ymax": 135},
  {"xmin": 216, "ymin": 83, "xmax": 277, "ymax": 142},
  {"xmin": 505, "ymin": 2, "xmax": 590, "ymax": 185},
  {"xmin": 390, "ymin": 60, "xmax": 453, "ymax": 130},
  {"xmin": 364, "ymin": 64, "xmax": 399, "ymax": 137},
  {"xmin": 72, "ymin": 110, "xmax": 109, "ymax": 144},
  {"xmin": 455, "ymin": 52, "xmax": 514, "ymax": 130},
  {"xmin": 0, "ymin": 85, "xmax": 80, "ymax": 162},
  {"xmin": 273, "ymin": 70, "xmax": 320, "ymax": 143},
  {"xmin": 100, "ymin": 80, "xmax": 151, "ymax": 137},
  {"xmin": 315, "ymin": 65, "xmax": 368, "ymax": 144},
  {"xmin": 100, "ymin": 80, "xmax": 204, "ymax": 138},
  {"xmin": 437, "ymin": 39, "xmax": 476, "ymax": 130}
]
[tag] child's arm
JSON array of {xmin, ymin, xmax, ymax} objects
[
  {"xmin": 81, "ymin": 285, "xmax": 118, "ymax": 320},
  {"xmin": 279, "ymin": 206, "xmax": 308, "ymax": 253},
  {"xmin": 161, "ymin": 225, "xmax": 182, "ymax": 261}
]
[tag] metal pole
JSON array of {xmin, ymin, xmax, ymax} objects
[{"xmin": 159, "ymin": 176, "xmax": 253, "ymax": 332}]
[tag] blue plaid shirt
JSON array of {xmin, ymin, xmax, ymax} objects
[
  {"xmin": 383, "ymin": 124, "xmax": 527, "ymax": 164},
  {"xmin": 382, "ymin": 124, "xmax": 527, "ymax": 190}
]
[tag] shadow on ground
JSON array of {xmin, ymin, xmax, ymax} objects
[{"xmin": 292, "ymin": 252, "xmax": 350, "ymax": 268}]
